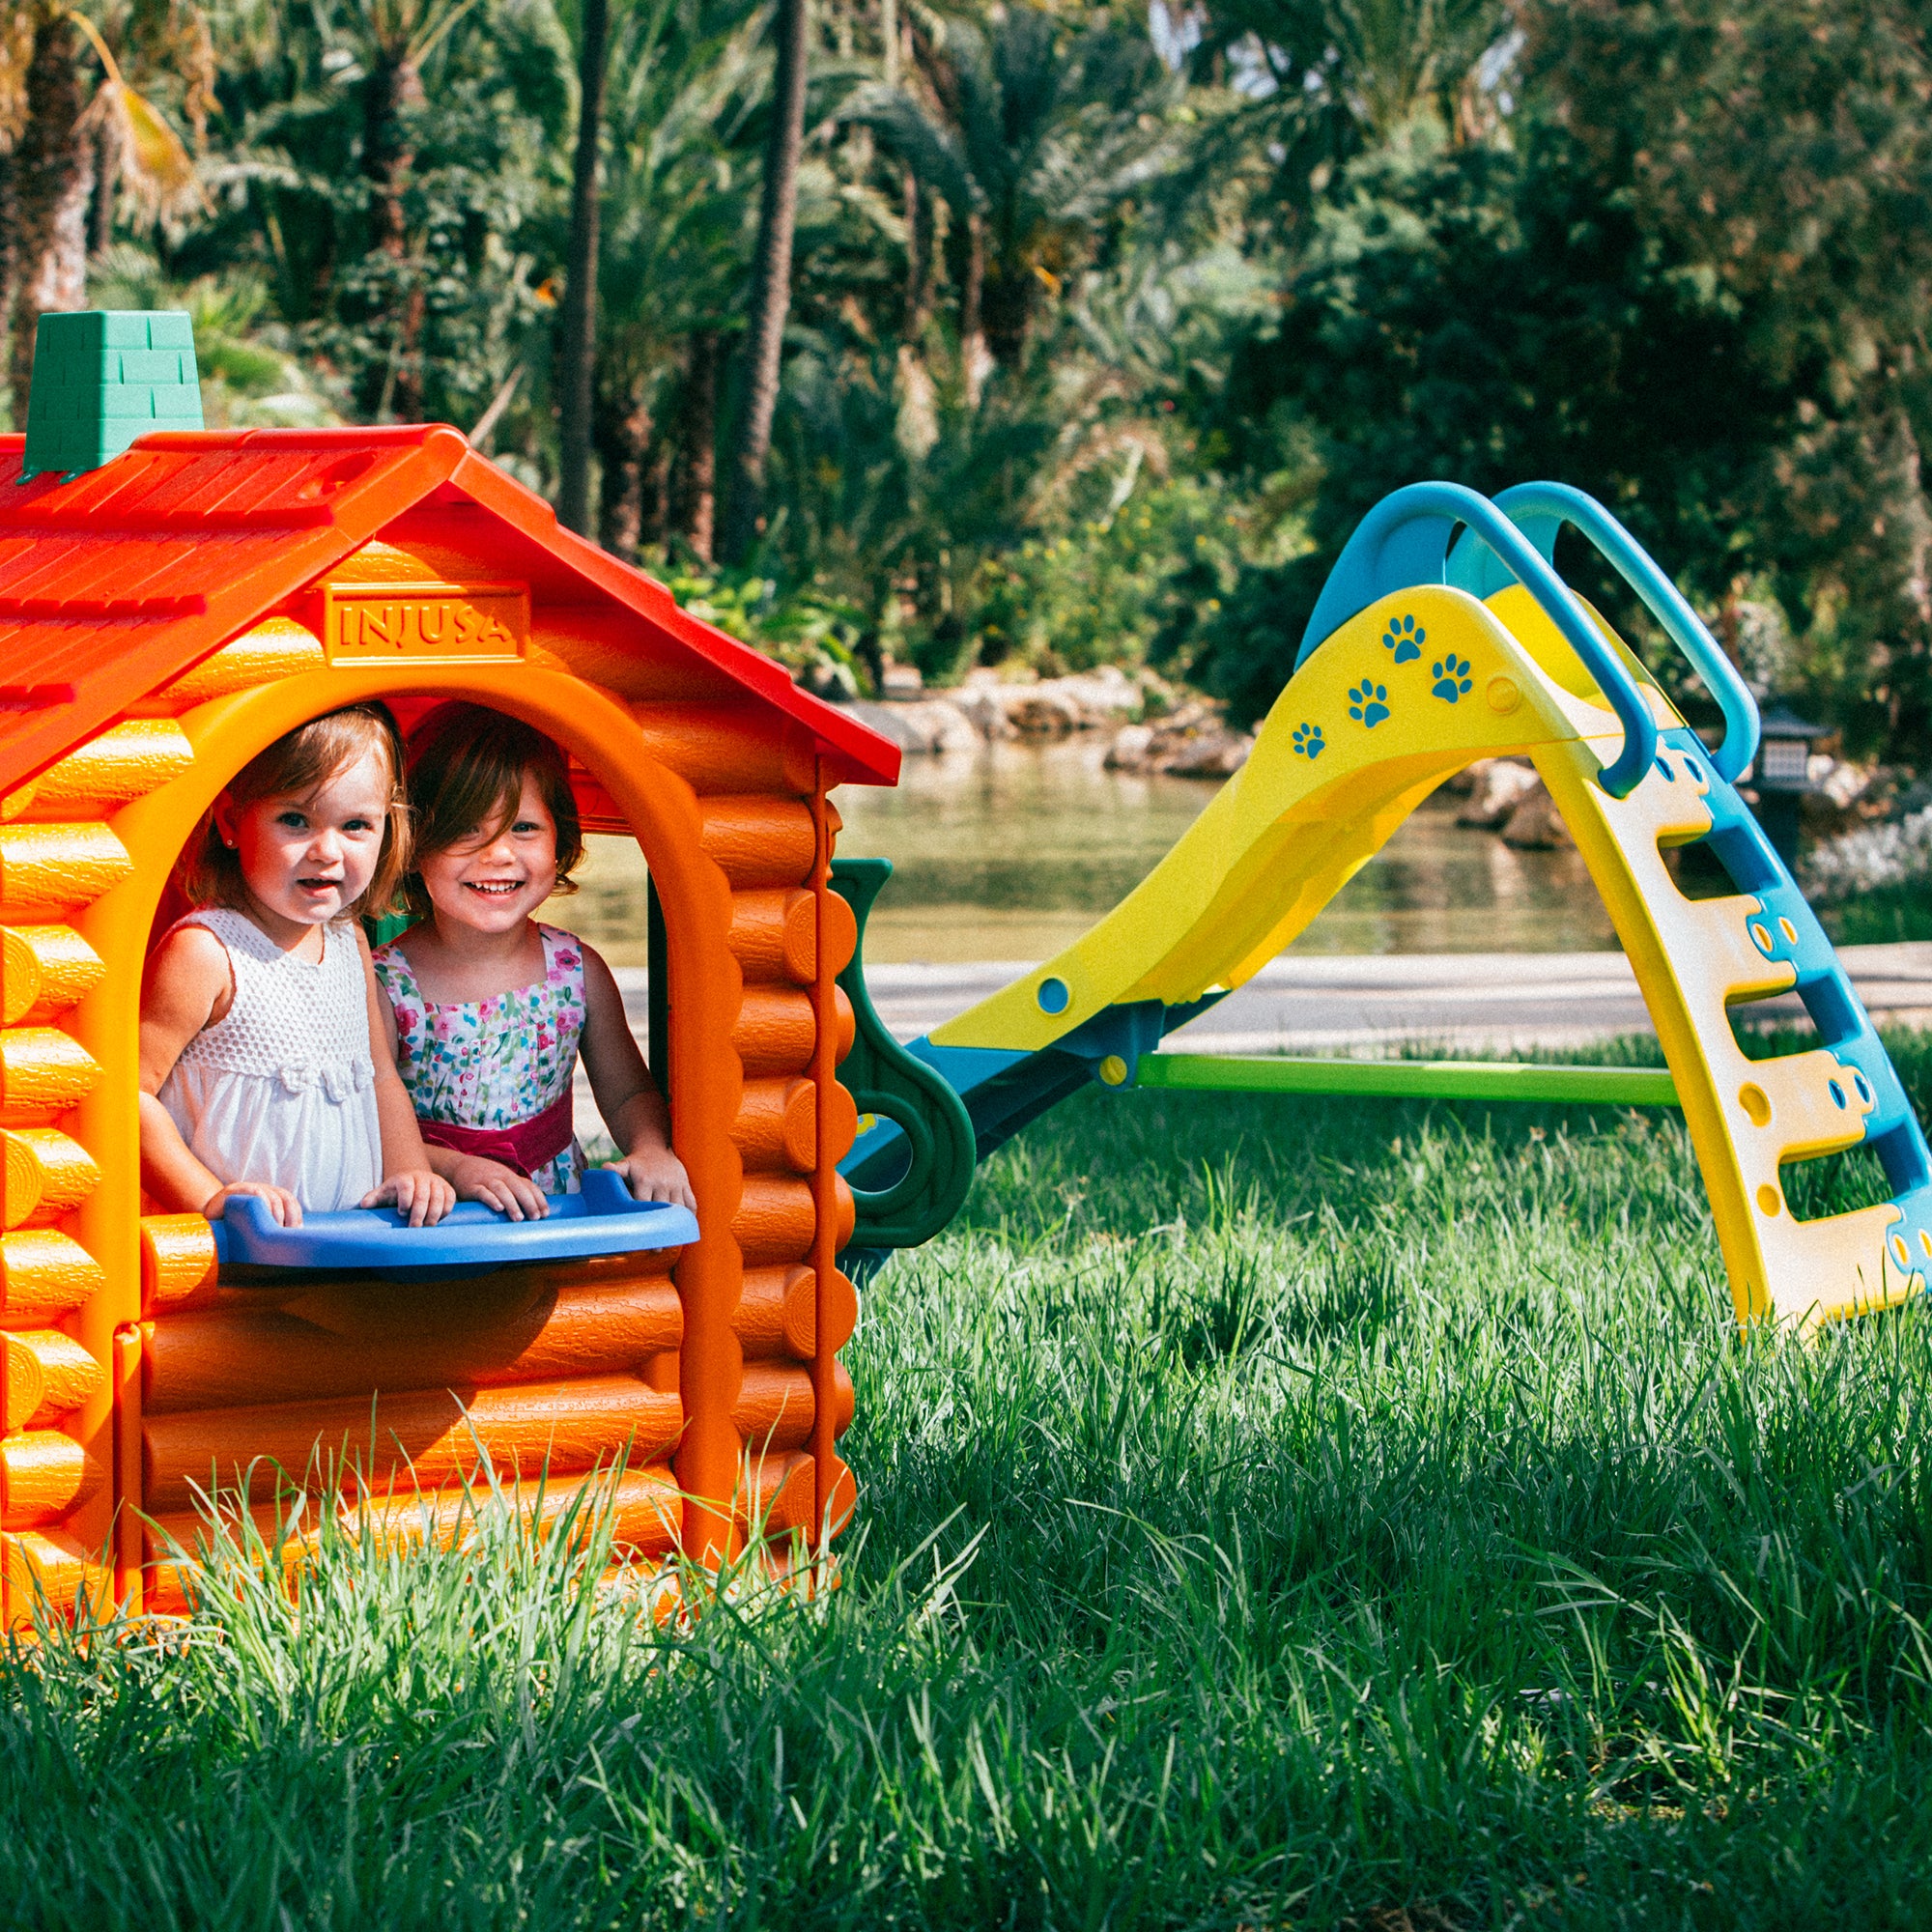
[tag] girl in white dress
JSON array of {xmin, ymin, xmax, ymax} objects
[{"xmin": 138, "ymin": 704, "xmax": 454, "ymax": 1229}]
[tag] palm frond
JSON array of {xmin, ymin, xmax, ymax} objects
[
  {"xmin": 839, "ymin": 79, "xmax": 981, "ymax": 216},
  {"xmin": 68, "ymin": 11, "xmax": 206, "ymax": 224}
]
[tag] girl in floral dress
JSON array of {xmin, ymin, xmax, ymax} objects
[{"xmin": 372, "ymin": 703, "xmax": 693, "ymax": 1221}]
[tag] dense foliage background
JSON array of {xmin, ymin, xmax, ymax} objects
[{"xmin": 3, "ymin": 0, "xmax": 1928, "ymax": 754}]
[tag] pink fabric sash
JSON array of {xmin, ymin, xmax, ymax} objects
[{"xmin": 417, "ymin": 1089, "xmax": 576, "ymax": 1180}]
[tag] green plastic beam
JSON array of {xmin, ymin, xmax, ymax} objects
[{"xmin": 1132, "ymin": 1053, "xmax": 1679, "ymax": 1106}]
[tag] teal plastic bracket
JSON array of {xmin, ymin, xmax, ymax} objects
[{"xmin": 831, "ymin": 858, "xmax": 978, "ymax": 1250}]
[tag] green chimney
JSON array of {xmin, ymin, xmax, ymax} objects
[{"xmin": 19, "ymin": 310, "xmax": 203, "ymax": 483}]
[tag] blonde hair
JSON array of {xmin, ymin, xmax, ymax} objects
[
  {"xmin": 399, "ymin": 702, "xmax": 582, "ymax": 923},
  {"xmin": 176, "ymin": 704, "xmax": 411, "ymax": 918}
]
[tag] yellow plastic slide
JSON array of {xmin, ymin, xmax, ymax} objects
[{"xmin": 930, "ymin": 579, "xmax": 1932, "ymax": 1329}]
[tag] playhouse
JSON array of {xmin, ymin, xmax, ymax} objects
[
  {"xmin": 0, "ymin": 312, "xmax": 900, "ymax": 1620},
  {"xmin": 12, "ymin": 313, "xmax": 1932, "ymax": 1628}
]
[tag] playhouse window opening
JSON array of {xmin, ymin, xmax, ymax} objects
[
  {"xmin": 1726, "ymin": 992, "xmax": 1825, "ymax": 1064},
  {"xmin": 1777, "ymin": 1143, "xmax": 1893, "ymax": 1224},
  {"xmin": 550, "ymin": 833, "xmax": 655, "ymax": 966},
  {"xmin": 1665, "ymin": 832, "xmax": 1757, "ymax": 903},
  {"xmin": 139, "ymin": 698, "xmax": 672, "ymax": 1190},
  {"xmin": 539, "ymin": 832, "xmax": 664, "ymax": 1146},
  {"xmin": 143, "ymin": 697, "xmax": 639, "ymax": 937}
]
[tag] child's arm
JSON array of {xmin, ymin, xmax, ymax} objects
[
  {"xmin": 355, "ymin": 928, "xmax": 456, "ymax": 1227},
  {"xmin": 139, "ymin": 924, "xmax": 304, "ymax": 1227},
  {"xmin": 373, "ymin": 979, "xmax": 550, "ymax": 1222},
  {"xmin": 577, "ymin": 943, "xmax": 696, "ymax": 1211}
]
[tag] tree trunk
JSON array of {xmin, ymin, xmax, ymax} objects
[
  {"xmin": 10, "ymin": 6, "xmax": 94, "ymax": 425},
  {"xmin": 721, "ymin": 0, "xmax": 809, "ymax": 563},
  {"xmin": 87, "ymin": 111, "xmax": 120, "ymax": 257},
  {"xmin": 365, "ymin": 46, "xmax": 425, "ymax": 419},
  {"xmin": 594, "ymin": 378, "xmax": 654, "ymax": 561},
  {"xmin": 902, "ymin": 169, "xmax": 923, "ymax": 329},
  {"xmin": 981, "ymin": 256, "xmax": 1033, "ymax": 373},
  {"xmin": 885, "ymin": 0, "xmax": 922, "ymax": 340},
  {"xmin": 960, "ymin": 210, "xmax": 986, "ymax": 408},
  {"xmin": 643, "ymin": 439, "xmax": 671, "ymax": 552},
  {"xmin": 679, "ymin": 330, "xmax": 719, "ymax": 563},
  {"xmin": 393, "ymin": 282, "xmax": 426, "ymax": 417},
  {"xmin": 557, "ymin": 0, "xmax": 611, "ymax": 534},
  {"xmin": 0, "ymin": 151, "xmax": 16, "ymax": 381}
]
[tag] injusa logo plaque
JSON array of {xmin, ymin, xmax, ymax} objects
[{"xmin": 323, "ymin": 582, "xmax": 528, "ymax": 663}]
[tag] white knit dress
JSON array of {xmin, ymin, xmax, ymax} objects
[{"xmin": 157, "ymin": 908, "xmax": 384, "ymax": 1210}]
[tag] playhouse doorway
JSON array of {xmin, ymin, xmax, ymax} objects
[
  {"xmin": 121, "ymin": 680, "xmax": 715, "ymax": 1600},
  {"xmin": 138, "ymin": 693, "xmax": 676, "ymax": 1178}
]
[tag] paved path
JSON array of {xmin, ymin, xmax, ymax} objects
[
  {"xmin": 855, "ymin": 944, "xmax": 1932, "ymax": 1054},
  {"xmin": 575, "ymin": 944, "xmax": 1932, "ymax": 1138}
]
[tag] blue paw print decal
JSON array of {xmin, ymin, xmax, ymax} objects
[
  {"xmin": 1431, "ymin": 655, "xmax": 1472, "ymax": 702},
  {"xmin": 1349, "ymin": 680, "xmax": 1390, "ymax": 728},
  {"xmin": 1383, "ymin": 614, "xmax": 1423, "ymax": 664},
  {"xmin": 1293, "ymin": 722, "xmax": 1325, "ymax": 759}
]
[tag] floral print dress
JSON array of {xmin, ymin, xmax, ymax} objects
[{"xmin": 373, "ymin": 923, "xmax": 590, "ymax": 1195}]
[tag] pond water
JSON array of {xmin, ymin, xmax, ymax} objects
[{"xmin": 559, "ymin": 739, "xmax": 1618, "ymax": 968}]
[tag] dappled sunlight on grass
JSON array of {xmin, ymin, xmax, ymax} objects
[{"xmin": 11, "ymin": 1039, "xmax": 1932, "ymax": 1924}]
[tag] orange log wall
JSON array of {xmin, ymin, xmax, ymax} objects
[
  {"xmin": 0, "ymin": 565, "xmax": 869, "ymax": 1620},
  {"xmin": 4, "ymin": 714, "xmax": 192, "ymax": 1615}
]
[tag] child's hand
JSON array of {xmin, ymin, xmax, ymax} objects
[
  {"xmin": 445, "ymin": 1154, "xmax": 550, "ymax": 1221},
  {"xmin": 606, "ymin": 1147, "xmax": 697, "ymax": 1212},
  {"xmin": 203, "ymin": 1180, "xmax": 303, "ymax": 1228},
  {"xmin": 361, "ymin": 1169, "xmax": 456, "ymax": 1227}
]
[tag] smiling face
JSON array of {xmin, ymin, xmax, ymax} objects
[
  {"xmin": 415, "ymin": 772, "xmax": 559, "ymax": 935},
  {"xmin": 215, "ymin": 747, "xmax": 394, "ymax": 933}
]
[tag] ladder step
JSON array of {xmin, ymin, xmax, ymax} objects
[{"xmin": 1648, "ymin": 727, "xmax": 1932, "ymax": 1318}]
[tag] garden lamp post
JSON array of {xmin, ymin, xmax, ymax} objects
[{"xmin": 1751, "ymin": 700, "xmax": 1821, "ymax": 868}]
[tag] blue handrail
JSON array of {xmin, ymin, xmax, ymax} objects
[
  {"xmin": 1476, "ymin": 483, "xmax": 1759, "ymax": 783},
  {"xmin": 1295, "ymin": 481, "xmax": 1657, "ymax": 797}
]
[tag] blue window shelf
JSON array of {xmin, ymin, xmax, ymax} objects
[{"xmin": 211, "ymin": 1168, "xmax": 697, "ymax": 1279}]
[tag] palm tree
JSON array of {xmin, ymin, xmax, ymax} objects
[
  {"xmin": 589, "ymin": 0, "xmax": 762, "ymax": 556},
  {"xmin": 719, "ymin": 0, "xmax": 809, "ymax": 562},
  {"xmin": 3, "ymin": 6, "xmax": 91, "ymax": 421},
  {"xmin": 673, "ymin": 326, "xmax": 720, "ymax": 560},
  {"xmin": 842, "ymin": 6, "xmax": 1177, "ymax": 396},
  {"xmin": 1178, "ymin": 0, "xmax": 1512, "ymax": 222},
  {"xmin": 327, "ymin": 0, "xmax": 483, "ymax": 418},
  {"xmin": 0, "ymin": 3, "xmax": 203, "ymax": 423},
  {"xmin": 201, "ymin": 0, "xmax": 569, "ymax": 440},
  {"xmin": 557, "ymin": 0, "xmax": 612, "ymax": 532}
]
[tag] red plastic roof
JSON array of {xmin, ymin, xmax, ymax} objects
[{"xmin": 0, "ymin": 424, "xmax": 899, "ymax": 795}]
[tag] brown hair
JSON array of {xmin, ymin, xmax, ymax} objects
[
  {"xmin": 399, "ymin": 702, "xmax": 583, "ymax": 923},
  {"xmin": 176, "ymin": 703, "xmax": 411, "ymax": 916}
]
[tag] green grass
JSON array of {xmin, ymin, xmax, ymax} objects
[
  {"xmin": 1817, "ymin": 878, "xmax": 1932, "ymax": 947},
  {"xmin": 14, "ymin": 1037, "xmax": 1932, "ymax": 1927}
]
